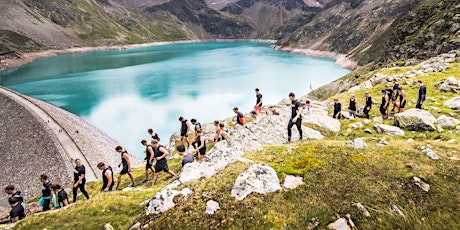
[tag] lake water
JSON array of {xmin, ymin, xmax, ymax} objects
[{"xmin": 0, "ymin": 42, "xmax": 350, "ymax": 157}]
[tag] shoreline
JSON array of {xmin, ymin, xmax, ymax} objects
[
  {"xmin": 0, "ymin": 39, "xmax": 357, "ymax": 72},
  {"xmin": 0, "ymin": 39, "xmax": 276, "ymax": 72}
]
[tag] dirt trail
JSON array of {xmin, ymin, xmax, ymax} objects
[{"xmin": 0, "ymin": 86, "xmax": 98, "ymax": 181}]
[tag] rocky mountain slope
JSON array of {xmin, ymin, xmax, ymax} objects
[{"xmin": 276, "ymin": 0, "xmax": 460, "ymax": 65}]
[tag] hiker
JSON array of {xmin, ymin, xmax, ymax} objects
[
  {"xmin": 5, "ymin": 185, "xmax": 24, "ymax": 204},
  {"xmin": 51, "ymin": 184, "xmax": 69, "ymax": 208},
  {"xmin": 251, "ymin": 110, "xmax": 258, "ymax": 119},
  {"xmin": 219, "ymin": 123, "xmax": 228, "ymax": 140},
  {"xmin": 384, "ymin": 84, "xmax": 394, "ymax": 115},
  {"xmin": 390, "ymin": 78, "xmax": 401, "ymax": 113},
  {"xmin": 363, "ymin": 92, "xmax": 372, "ymax": 119},
  {"xmin": 416, "ymin": 79, "xmax": 426, "ymax": 109},
  {"xmin": 398, "ymin": 86, "xmax": 407, "ymax": 112},
  {"xmin": 176, "ymin": 144, "xmax": 194, "ymax": 167},
  {"xmin": 8, "ymin": 197, "xmax": 25, "ymax": 223},
  {"xmin": 348, "ymin": 94, "xmax": 358, "ymax": 118},
  {"xmin": 192, "ymin": 130, "xmax": 206, "ymax": 161},
  {"xmin": 114, "ymin": 146, "xmax": 136, "ymax": 189},
  {"xmin": 72, "ymin": 159, "xmax": 90, "ymax": 202},
  {"xmin": 39, "ymin": 174, "xmax": 54, "ymax": 211},
  {"xmin": 332, "ymin": 98, "xmax": 342, "ymax": 119},
  {"xmin": 141, "ymin": 139, "xmax": 155, "ymax": 184},
  {"xmin": 268, "ymin": 105, "xmax": 280, "ymax": 115},
  {"xmin": 212, "ymin": 120, "xmax": 221, "ymax": 146},
  {"xmin": 380, "ymin": 89, "xmax": 389, "ymax": 119},
  {"xmin": 190, "ymin": 119, "xmax": 202, "ymax": 133},
  {"xmin": 303, "ymin": 100, "xmax": 313, "ymax": 113},
  {"xmin": 254, "ymin": 88, "xmax": 263, "ymax": 113},
  {"xmin": 233, "ymin": 107, "xmax": 245, "ymax": 126},
  {"xmin": 97, "ymin": 162, "xmax": 113, "ymax": 192},
  {"xmin": 287, "ymin": 92, "xmax": 303, "ymax": 142},
  {"xmin": 147, "ymin": 128, "xmax": 160, "ymax": 142},
  {"xmin": 178, "ymin": 117, "xmax": 191, "ymax": 147},
  {"xmin": 151, "ymin": 139, "xmax": 176, "ymax": 187}
]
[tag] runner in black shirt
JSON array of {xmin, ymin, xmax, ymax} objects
[
  {"xmin": 5, "ymin": 185, "xmax": 24, "ymax": 204},
  {"xmin": 51, "ymin": 184, "xmax": 69, "ymax": 208},
  {"xmin": 363, "ymin": 92, "xmax": 372, "ymax": 119},
  {"xmin": 9, "ymin": 197, "xmax": 25, "ymax": 223},
  {"xmin": 287, "ymin": 92, "xmax": 303, "ymax": 142},
  {"xmin": 254, "ymin": 88, "xmax": 263, "ymax": 113},
  {"xmin": 192, "ymin": 130, "xmax": 206, "ymax": 161},
  {"xmin": 39, "ymin": 174, "xmax": 54, "ymax": 211},
  {"xmin": 380, "ymin": 90, "xmax": 389, "ymax": 119},
  {"xmin": 141, "ymin": 139, "xmax": 155, "ymax": 184},
  {"xmin": 416, "ymin": 80, "xmax": 427, "ymax": 109},
  {"xmin": 115, "ymin": 146, "xmax": 136, "ymax": 189},
  {"xmin": 151, "ymin": 139, "xmax": 176, "ymax": 188},
  {"xmin": 72, "ymin": 159, "xmax": 90, "ymax": 202},
  {"xmin": 333, "ymin": 98, "xmax": 342, "ymax": 119},
  {"xmin": 390, "ymin": 78, "xmax": 400, "ymax": 112},
  {"xmin": 147, "ymin": 128, "xmax": 160, "ymax": 142},
  {"xmin": 178, "ymin": 117, "xmax": 191, "ymax": 147},
  {"xmin": 97, "ymin": 162, "xmax": 113, "ymax": 192},
  {"xmin": 191, "ymin": 119, "xmax": 202, "ymax": 133}
]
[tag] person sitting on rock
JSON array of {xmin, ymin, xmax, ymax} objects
[
  {"xmin": 380, "ymin": 89, "xmax": 389, "ymax": 119},
  {"xmin": 192, "ymin": 130, "xmax": 207, "ymax": 161},
  {"xmin": 8, "ymin": 197, "xmax": 25, "ymax": 223},
  {"xmin": 233, "ymin": 107, "xmax": 245, "ymax": 126},
  {"xmin": 398, "ymin": 86, "xmax": 407, "ymax": 112},
  {"xmin": 51, "ymin": 184, "xmax": 69, "ymax": 208},
  {"xmin": 268, "ymin": 105, "xmax": 280, "ymax": 115},
  {"xmin": 302, "ymin": 100, "xmax": 314, "ymax": 114},
  {"xmin": 332, "ymin": 98, "xmax": 342, "ymax": 119},
  {"xmin": 176, "ymin": 144, "xmax": 194, "ymax": 168},
  {"xmin": 151, "ymin": 139, "xmax": 176, "ymax": 187},
  {"xmin": 212, "ymin": 120, "xmax": 222, "ymax": 146}
]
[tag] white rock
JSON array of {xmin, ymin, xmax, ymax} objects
[
  {"xmin": 146, "ymin": 180, "xmax": 193, "ymax": 214},
  {"xmin": 413, "ymin": 176, "xmax": 430, "ymax": 192},
  {"xmin": 439, "ymin": 76, "xmax": 460, "ymax": 92},
  {"xmin": 391, "ymin": 205, "xmax": 406, "ymax": 219},
  {"xmin": 283, "ymin": 175, "xmax": 304, "ymax": 189},
  {"xmin": 407, "ymin": 138, "xmax": 414, "ymax": 143},
  {"xmin": 394, "ymin": 109, "xmax": 437, "ymax": 131},
  {"xmin": 437, "ymin": 115, "xmax": 460, "ymax": 128},
  {"xmin": 444, "ymin": 96, "xmax": 460, "ymax": 110},
  {"xmin": 303, "ymin": 113, "xmax": 341, "ymax": 132},
  {"xmin": 205, "ymin": 200, "xmax": 220, "ymax": 214},
  {"xmin": 347, "ymin": 137, "xmax": 367, "ymax": 149},
  {"xmin": 327, "ymin": 218, "xmax": 351, "ymax": 230},
  {"xmin": 421, "ymin": 146, "xmax": 441, "ymax": 160},
  {"xmin": 374, "ymin": 124, "xmax": 405, "ymax": 136},
  {"xmin": 353, "ymin": 203, "xmax": 371, "ymax": 217},
  {"xmin": 372, "ymin": 116, "xmax": 383, "ymax": 123},
  {"xmin": 231, "ymin": 164, "xmax": 281, "ymax": 201}
]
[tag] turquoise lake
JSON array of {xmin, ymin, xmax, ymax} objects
[{"xmin": 0, "ymin": 42, "xmax": 350, "ymax": 157}]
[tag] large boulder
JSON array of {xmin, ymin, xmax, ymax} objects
[
  {"xmin": 437, "ymin": 115, "xmax": 460, "ymax": 128},
  {"xmin": 231, "ymin": 164, "xmax": 281, "ymax": 201},
  {"xmin": 303, "ymin": 113, "xmax": 341, "ymax": 132},
  {"xmin": 439, "ymin": 76, "xmax": 460, "ymax": 93},
  {"xmin": 444, "ymin": 96, "xmax": 460, "ymax": 111},
  {"xmin": 394, "ymin": 109, "xmax": 436, "ymax": 131},
  {"xmin": 374, "ymin": 124, "xmax": 405, "ymax": 136},
  {"xmin": 179, "ymin": 148, "xmax": 244, "ymax": 183},
  {"xmin": 347, "ymin": 137, "xmax": 367, "ymax": 149}
]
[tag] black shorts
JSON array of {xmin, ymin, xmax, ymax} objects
[
  {"xmin": 155, "ymin": 162, "xmax": 169, "ymax": 173},
  {"xmin": 180, "ymin": 131, "xmax": 188, "ymax": 137},
  {"xmin": 146, "ymin": 161, "xmax": 153, "ymax": 169},
  {"xmin": 120, "ymin": 167, "xmax": 128, "ymax": 175}
]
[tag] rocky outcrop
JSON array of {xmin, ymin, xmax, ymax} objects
[
  {"xmin": 444, "ymin": 96, "xmax": 460, "ymax": 111},
  {"xmin": 145, "ymin": 180, "xmax": 192, "ymax": 214},
  {"xmin": 394, "ymin": 109, "xmax": 436, "ymax": 131},
  {"xmin": 436, "ymin": 115, "xmax": 460, "ymax": 128},
  {"xmin": 439, "ymin": 76, "xmax": 460, "ymax": 93},
  {"xmin": 374, "ymin": 124, "xmax": 405, "ymax": 136},
  {"xmin": 231, "ymin": 163, "xmax": 281, "ymax": 200}
]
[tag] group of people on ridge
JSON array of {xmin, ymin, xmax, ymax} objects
[{"xmin": 333, "ymin": 79, "xmax": 427, "ymax": 120}]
